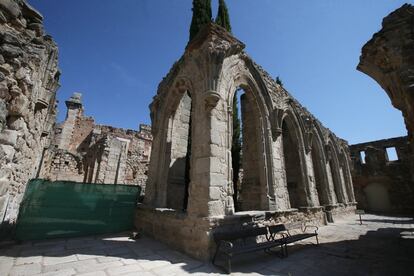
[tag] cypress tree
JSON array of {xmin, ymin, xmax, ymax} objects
[
  {"xmin": 215, "ymin": 0, "xmax": 232, "ymax": 33},
  {"xmin": 189, "ymin": 0, "xmax": 212, "ymax": 42},
  {"xmin": 231, "ymin": 93, "xmax": 241, "ymax": 210}
]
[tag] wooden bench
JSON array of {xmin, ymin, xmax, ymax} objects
[
  {"xmin": 212, "ymin": 226, "xmax": 285, "ymax": 273},
  {"xmin": 269, "ymin": 221, "xmax": 319, "ymax": 257}
]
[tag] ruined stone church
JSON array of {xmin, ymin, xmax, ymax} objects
[
  {"xmin": 135, "ymin": 23, "xmax": 356, "ymax": 259},
  {"xmin": 0, "ymin": 0, "xmax": 357, "ymax": 247}
]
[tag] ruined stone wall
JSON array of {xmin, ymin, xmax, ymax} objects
[
  {"xmin": 54, "ymin": 93, "xmax": 94, "ymax": 153},
  {"xmin": 39, "ymin": 148, "xmax": 83, "ymax": 182},
  {"xmin": 0, "ymin": 0, "xmax": 60, "ymax": 226},
  {"xmin": 39, "ymin": 95, "xmax": 152, "ymax": 189},
  {"xmin": 358, "ymin": 4, "xmax": 414, "ymax": 160},
  {"xmin": 350, "ymin": 136, "xmax": 414, "ymax": 214},
  {"xmin": 69, "ymin": 116, "xmax": 94, "ymax": 153},
  {"xmin": 136, "ymin": 23, "xmax": 356, "ymax": 260}
]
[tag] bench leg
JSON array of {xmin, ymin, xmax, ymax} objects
[
  {"xmin": 316, "ymin": 235, "xmax": 319, "ymax": 245},
  {"xmin": 227, "ymin": 256, "xmax": 232, "ymax": 274},
  {"xmin": 212, "ymin": 247, "xmax": 219, "ymax": 266}
]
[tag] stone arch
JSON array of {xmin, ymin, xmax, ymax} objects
[
  {"xmin": 222, "ymin": 69, "xmax": 275, "ymax": 211},
  {"xmin": 145, "ymin": 78, "xmax": 194, "ymax": 209},
  {"xmin": 281, "ymin": 109, "xmax": 310, "ymax": 209},
  {"xmin": 339, "ymin": 146, "xmax": 355, "ymax": 203},
  {"xmin": 165, "ymin": 91, "xmax": 192, "ymax": 209},
  {"xmin": 326, "ymin": 136, "xmax": 347, "ymax": 204},
  {"xmin": 310, "ymin": 127, "xmax": 333, "ymax": 206}
]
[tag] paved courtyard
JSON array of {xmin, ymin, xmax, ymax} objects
[{"xmin": 0, "ymin": 214, "xmax": 413, "ymax": 276}]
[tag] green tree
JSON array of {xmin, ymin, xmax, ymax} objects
[
  {"xmin": 231, "ymin": 93, "xmax": 241, "ymax": 210},
  {"xmin": 189, "ymin": 0, "xmax": 212, "ymax": 41},
  {"xmin": 276, "ymin": 76, "xmax": 283, "ymax": 86},
  {"xmin": 215, "ymin": 0, "xmax": 232, "ymax": 33}
]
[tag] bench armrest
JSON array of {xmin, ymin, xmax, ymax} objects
[
  {"xmin": 218, "ymin": 240, "xmax": 234, "ymax": 252},
  {"xmin": 303, "ymin": 225, "xmax": 318, "ymax": 233}
]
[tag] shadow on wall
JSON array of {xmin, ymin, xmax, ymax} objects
[
  {"xmin": 166, "ymin": 156, "xmax": 189, "ymax": 210},
  {"xmin": 363, "ymin": 182, "xmax": 392, "ymax": 212}
]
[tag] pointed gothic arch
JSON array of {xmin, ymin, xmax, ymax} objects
[
  {"xmin": 221, "ymin": 69, "xmax": 275, "ymax": 211},
  {"xmin": 281, "ymin": 110, "xmax": 310, "ymax": 209},
  {"xmin": 339, "ymin": 146, "xmax": 356, "ymax": 203},
  {"xmin": 326, "ymin": 136, "xmax": 347, "ymax": 204},
  {"xmin": 310, "ymin": 128, "xmax": 332, "ymax": 206}
]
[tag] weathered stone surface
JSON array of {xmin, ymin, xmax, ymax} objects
[
  {"xmin": 350, "ymin": 136, "xmax": 414, "ymax": 214},
  {"xmin": 0, "ymin": 129, "xmax": 18, "ymax": 146},
  {"xmin": 0, "ymin": 99, "xmax": 6, "ymax": 132},
  {"xmin": 137, "ymin": 22, "xmax": 356, "ymax": 260},
  {"xmin": 0, "ymin": 144, "xmax": 14, "ymax": 162},
  {"xmin": 0, "ymin": 0, "xmax": 60, "ymax": 229},
  {"xmin": 0, "ymin": 44, "xmax": 22, "ymax": 58},
  {"xmin": 38, "ymin": 93, "xmax": 152, "ymax": 189},
  {"xmin": 0, "ymin": 0, "xmax": 21, "ymax": 19},
  {"xmin": 21, "ymin": 1, "xmax": 42, "ymax": 23},
  {"xmin": 358, "ymin": 4, "xmax": 414, "ymax": 155},
  {"xmin": 356, "ymin": 4, "xmax": 414, "ymax": 215}
]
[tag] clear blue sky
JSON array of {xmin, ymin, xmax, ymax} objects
[{"xmin": 28, "ymin": 0, "xmax": 408, "ymax": 145}]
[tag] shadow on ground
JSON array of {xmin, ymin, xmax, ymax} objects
[{"xmin": 0, "ymin": 215, "xmax": 413, "ymax": 275}]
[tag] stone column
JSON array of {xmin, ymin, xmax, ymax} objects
[
  {"xmin": 187, "ymin": 90, "xmax": 228, "ymax": 217},
  {"xmin": 270, "ymin": 134, "xmax": 291, "ymax": 210}
]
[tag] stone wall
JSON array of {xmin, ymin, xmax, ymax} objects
[
  {"xmin": 358, "ymin": 4, "xmax": 414, "ymax": 160},
  {"xmin": 54, "ymin": 93, "xmax": 94, "ymax": 153},
  {"xmin": 39, "ymin": 93, "xmax": 152, "ymax": 190},
  {"xmin": 0, "ymin": 0, "xmax": 60, "ymax": 229},
  {"xmin": 136, "ymin": 23, "xmax": 356, "ymax": 261},
  {"xmin": 39, "ymin": 148, "xmax": 83, "ymax": 182},
  {"xmin": 350, "ymin": 136, "xmax": 414, "ymax": 214}
]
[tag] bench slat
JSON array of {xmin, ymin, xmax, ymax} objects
[
  {"xmin": 213, "ymin": 227, "xmax": 268, "ymax": 242},
  {"xmin": 284, "ymin": 233, "xmax": 317, "ymax": 244},
  {"xmin": 230, "ymin": 239, "xmax": 284, "ymax": 256}
]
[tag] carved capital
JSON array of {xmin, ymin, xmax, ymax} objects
[
  {"xmin": 270, "ymin": 107, "xmax": 285, "ymax": 140},
  {"xmin": 203, "ymin": 90, "xmax": 221, "ymax": 110}
]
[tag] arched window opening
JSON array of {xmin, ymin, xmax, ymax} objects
[
  {"xmin": 311, "ymin": 138, "xmax": 329, "ymax": 206},
  {"xmin": 328, "ymin": 145, "xmax": 344, "ymax": 204},
  {"xmin": 232, "ymin": 87, "xmax": 265, "ymax": 212},
  {"xmin": 282, "ymin": 118, "xmax": 306, "ymax": 209},
  {"xmin": 166, "ymin": 91, "xmax": 192, "ymax": 211},
  {"xmin": 339, "ymin": 151, "xmax": 354, "ymax": 203}
]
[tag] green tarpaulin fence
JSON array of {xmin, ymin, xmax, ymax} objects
[{"xmin": 15, "ymin": 179, "xmax": 141, "ymax": 241}]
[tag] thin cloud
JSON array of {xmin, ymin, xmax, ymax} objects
[{"xmin": 110, "ymin": 62, "xmax": 143, "ymax": 88}]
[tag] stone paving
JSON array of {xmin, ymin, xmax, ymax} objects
[{"xmin": 0, "ymin": 214, "xmax": 413, "ymax": 276}]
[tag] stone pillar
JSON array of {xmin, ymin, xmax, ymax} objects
[
  {"xmin": 187, "ymin": 90, "xmax": 228, "ymax": 217},
  {"xmin": 304, "ymin": 151, "xmax": 321, "ymax": 207},
  {"xmin": 56, "ymin": 93, "xmax": 83, "ymax": 151}
]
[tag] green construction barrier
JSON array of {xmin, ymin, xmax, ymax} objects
[{"xmin": 15, "ymin": 179, "xmax": 141, "ymax": 241}]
